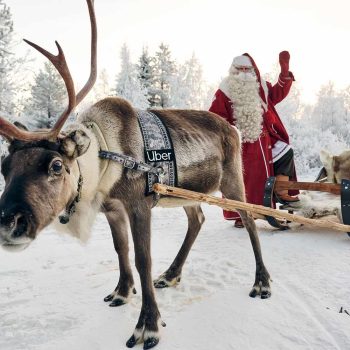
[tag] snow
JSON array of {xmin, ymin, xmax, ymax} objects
[{"xmin": 1, "ymin": 203, "xmax": 349, "ymax": 350}]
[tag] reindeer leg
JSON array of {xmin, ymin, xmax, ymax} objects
[
  {"xmin": 126, "ymin": 204, "xmax": 164, "ymax": 349},
  {"xmin": 236, "ymin": 209, "xmax": 271, "ymax": 299},
  {"xmin": 103, "ymin": 199, "xmax": 136, "ymax": 307},
  {"xmin": 221, "ymin": 166, "xmax": 271, "ymax": 299},
  {"xmin": 154, "ymin": 205, "xmax": 205, "ymax": 288}
]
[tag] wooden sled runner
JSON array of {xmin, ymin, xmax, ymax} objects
[{"xmin": 153, "ymin": 183, "xmax": 350, "ymax": 235}]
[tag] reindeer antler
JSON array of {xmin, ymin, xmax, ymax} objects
[
  {"xmin": 76, "ymin": 0, "xmax": 97, "ymax": 107},
  {"xmin": 23, "ymin": 39, "xmax": 77, "ymax": 140},
  {"xmin": 0, "ymin": 0, "xmax": 97, "ymax": 142}
]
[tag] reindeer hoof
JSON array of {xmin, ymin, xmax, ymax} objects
[
  {"xmin": 249, "ymin": 288, "xmax": 258, "ymax": 298},
  {"xmin": 153, "ymin": 274, "xmax": 181, "ymax": 288},
  {"xmin": 126, "ymin": 335, "xmax": 137, "ymax": 348},
  {"xmin": 109, "ymin": 298, "xmax": 126, "ymax": 307},
  {"xmin": 154, "ymin": 280, "xmax": 168, "ymax": 288},
  {"xmin": 249, "ymin": 285, "xmax": 271, "ymax": 299},
  {"xmin": 261, "ymin": 290, "xmax": 272, "ymax": 299},
  {"xmin": 104, "ymin": 294, "xmax": 114, "ymax": 302},
  {"xmin": 104, "ymin": 287, "xmax": 136, "ymax": 305},
  {"xmin": 144, "ymin": 337, "xmax": 159, "ymax": 349}
]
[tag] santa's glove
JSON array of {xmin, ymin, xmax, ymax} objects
[{"xmin": 279, "ymin": 51, "xmax": 290, "ymax": 77}]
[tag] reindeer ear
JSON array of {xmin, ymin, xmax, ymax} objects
[
  {"xmin": 319, "ymin": 149, "xmax": 332, "ymax": 167},
  {"xmin": 59, "ymin": 129, "xmax": 91, "ymax": 159}
]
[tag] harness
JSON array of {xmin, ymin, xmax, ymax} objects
[
  {"xmin": 98, "ymin": 109, "xmax": 177, "ymax": 194},
  {"xmin": 136, "ymin": 109, "xmax": 177, "ymax": 195},
  {"xmin": 58, "ymin": 165, "xmax": 83, "ymax": 224},
  {"xmin": 60, "ymin": 110, "xmax": 177, "ymax": 223}
]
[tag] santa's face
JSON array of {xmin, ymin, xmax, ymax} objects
[{"xmin": 234, "ymin": 67, "xmax": 257, "ymax": 82}]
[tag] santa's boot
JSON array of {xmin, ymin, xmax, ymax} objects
[{"xmin": 275, "ymin": 174, "xmax": 299, "ymax": 203}]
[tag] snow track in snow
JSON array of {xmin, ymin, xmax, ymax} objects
[{"xmin": 0, "ymin": 204, "xmax": 349, "ymax": 350}]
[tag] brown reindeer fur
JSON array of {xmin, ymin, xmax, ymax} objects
[{"xmin": 0, "ymin": 97, "xmax": 270, "ymax": 348}]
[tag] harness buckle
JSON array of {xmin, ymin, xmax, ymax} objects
[{"xmin": 124, "ymin": 159, "xmax": 136, "ymax": 169}]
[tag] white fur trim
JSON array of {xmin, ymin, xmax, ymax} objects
[
  {"xmin": 272, "ymin": 140, "xmax": 291, "ymax": 162},
  {"xmin": 259, "ymin": 137, "xmax": 270, "ymax": 177},
  {"xmin": 278, "ymin": 76, "xmax": 285, "ymax": 86},
  {"xmin": 232, "ymin": 55, "xmax": 253, "ymax": 68},
  {"xmin": 260, "ymin": 79, "xmax": 269, "ymax": 111}
]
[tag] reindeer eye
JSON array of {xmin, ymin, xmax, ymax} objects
[{"xmin": 51, "ymin": 160, "xmax": 63, "ymax": 174}]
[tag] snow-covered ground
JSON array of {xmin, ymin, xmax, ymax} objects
[{"xmin": 0, "ymin": 203, "xmax": 349, "ymax": 350}]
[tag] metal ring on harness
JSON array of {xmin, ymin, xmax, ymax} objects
[
  {"xmin": 156, "ymin": 167, "xmax": 165, "ymax": 184},
  {"xmin": 152, "ymin": 167, "xmax": 166, "ymax": 204}
]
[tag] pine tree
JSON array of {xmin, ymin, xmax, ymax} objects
[
  {"xmin": 168, "ymin": 64, "xmax": 189, "ymax": 108},
  {"xmin": 0, "ymin": 0, "xmax": 16, "ymax": 116},
  {"xmin": 115, "ymin": 43, "xmax": 149, "ymax": 109},
  {"xmin": 343, "ymin": 85, "xmax": 350, "ymax": 112},
  {"xmin": 169, "ymin": 53, "xmax": 206, "ymax": 109},
  {"xmin": 153, "ymin": 43, "xmax": 176, "ymax": 108},
  {"xmin": 137, "ymin": 46, "xmax": 156, "ymax": 106},
  {"xmin": 23, "ymin": 62, "xmax": 67, "ymax": 129},
  {"xmin": 311, "ymin": 82, "xmax": 347, "ymax": 135},
  {"xmin": 93, "ymin": 68, "xmax": 111, "ymax": 102}
]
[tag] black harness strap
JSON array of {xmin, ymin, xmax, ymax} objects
[
  {"xmin": 136, "ymin": 109, "xmax": 177, "ymax": 195},
  {"xmin": 99, "ymin": 150, "xmax": 164, "ymax": 178}
]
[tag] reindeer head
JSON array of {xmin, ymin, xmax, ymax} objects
[
  {"xmin": 320, "ymin": 149, "xmax": 350, "ymax": 183},
  {"xmin": 0, "ymin": 0, "xmax": 97, "ymax": 251}
]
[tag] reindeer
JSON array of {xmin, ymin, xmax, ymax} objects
[{"xmin": 0, "ymin": 1, "xmax": 271, "ymax": 348}]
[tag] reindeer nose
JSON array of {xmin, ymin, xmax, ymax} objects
[
  {"xmin": 12, "ymin": 213, "xmax": 29, "ymax": 238},
  {"xmin": 0, "ymin": 209, "xmax": 16, "ymax": 228},
  {"xmin": 0, "ymin": 210, "xmax": 29, "ymax": 238}
]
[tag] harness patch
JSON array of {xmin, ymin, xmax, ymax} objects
[{"xmin": 137, "ymin": 110, "xmax": 177, "ymax": 195}]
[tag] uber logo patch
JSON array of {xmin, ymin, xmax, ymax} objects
[{"xmin": 146, "ymin": 149, "xmax": 175, "ymax": 162}]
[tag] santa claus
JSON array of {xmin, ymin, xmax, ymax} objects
[{"xmin": 209, "ymin": 51, "xmax": 298, "ymax": 228}]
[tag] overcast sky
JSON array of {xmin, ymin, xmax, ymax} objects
[{"xmin": 5, "ymin": 0, "xmax": 350, "ymax": 104}]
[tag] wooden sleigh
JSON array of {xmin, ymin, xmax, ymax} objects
[
  {"xmin": 153, "ymin": 168, "xmax": 350, "ymax": 237},
  {"xmin": 262, "ymin": 167, "xmax": 350, "ymax": 236}
]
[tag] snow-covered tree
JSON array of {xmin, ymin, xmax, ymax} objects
[
  {"xmin": 342, "ymin": 85, "xmax": 350, "ymax": 112},
  {"xmin": 153, "ymin": 43, "xmax": 176, "ymax": 108},
  {"xmin": 183, "ymin": 53, "xmax": 206, "ymax": 109},
  {"xmin": 0, "ymin": 0, "xmax": 16, "ymax": 116},
  {"xmin": 93, "ymin": 68, "xmax": 111, "ymax": 102},
  {"xmin": 168, "ymin": 64, "xmax": 190, "ymax": 108},
  {"xmin": 168, "ymin": 53, "xmax": 206, "ymax": 109},
  {"xmin": 23, "ymin": 62, "xmax": 67, "ymax": 129},
  {"xmin": 202, "ymin": 82, "xmax": 218, "ymax": 110},
  {"xmin": 137, "ymin": 47, "xmax": 156, "ymax": 106},
  {"xmin": 290, "ymin": 114, "xmax": 349, "ymax": 176},
  {"xmin": 115, "ymin": 43, "xmax": 149, "ymax": 109},
  {"xmin": 311, "ymin": 82, "xmax": 348, "ymax": 139}
]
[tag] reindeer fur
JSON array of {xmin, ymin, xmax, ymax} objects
[{"xmin": 0, "ymin": 96, "xmax": 271, "ymax": 349}]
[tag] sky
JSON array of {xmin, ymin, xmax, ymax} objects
[{"xmin": 5, "ymin": 0, "xmax": 350, "ymax": 104}]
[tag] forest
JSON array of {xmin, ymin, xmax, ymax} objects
[{"xmin": 1, "ymin": 0, "xmax": 350, "ymax": 179}]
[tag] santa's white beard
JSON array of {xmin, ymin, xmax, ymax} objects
[{"xmin": 226, "ymin": 70, "xmax": 263, "ymax": 143}]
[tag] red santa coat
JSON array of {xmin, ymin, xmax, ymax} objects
[{"xmin": 209, "ymin": 53, "xmax": 297, "ymax": 220}]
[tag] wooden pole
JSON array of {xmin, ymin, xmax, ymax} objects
[
  {"xmin": 153, "ymin": 184, "xmax": 350, "ymax": 233},
  {"xmin": 274, "ymin": 181, "xmax": 341, "ymax": 195}
]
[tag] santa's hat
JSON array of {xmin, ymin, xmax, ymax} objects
[{"xmin": 232, "ymin": 55, "xmax": 253, "ymax": 68}]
